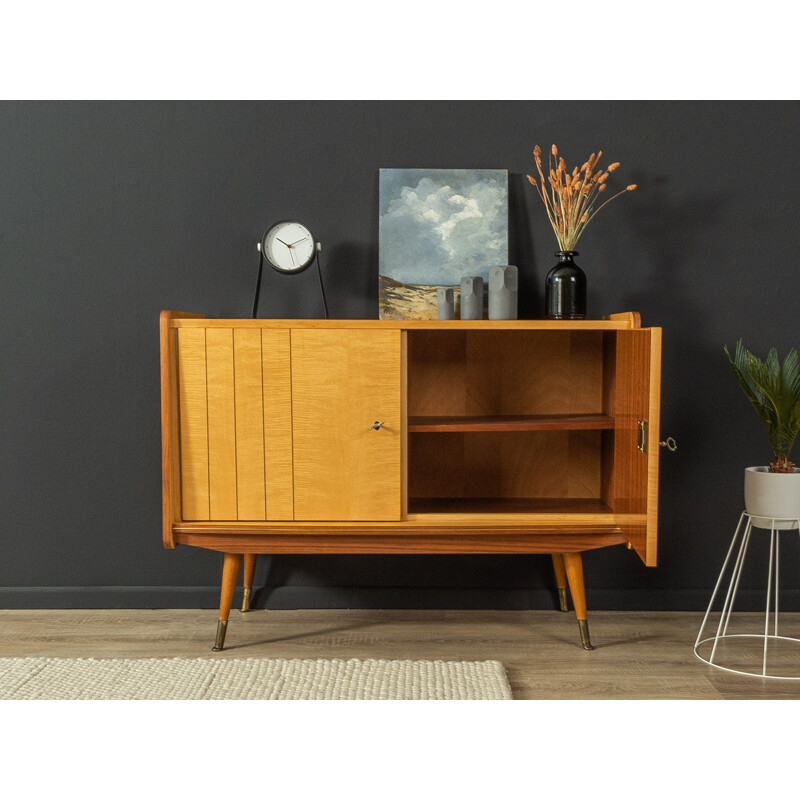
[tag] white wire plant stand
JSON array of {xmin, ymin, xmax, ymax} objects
[{"xmin": 694, "ymin": 511, "xmax": 800, "ymax": 680}]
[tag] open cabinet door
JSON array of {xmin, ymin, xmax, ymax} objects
[{"xmin": 614, "ymin": 327, "xmax": 662, "ymax": 566}]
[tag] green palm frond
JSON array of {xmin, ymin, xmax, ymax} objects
[{"xmin": 725, "ymin": 340, "xmax": 800, "ymax": 465}]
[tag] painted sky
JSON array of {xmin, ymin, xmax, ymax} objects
[{"xmin": 379, "ymin": 169, "xmax": 508, "ymax": 285}]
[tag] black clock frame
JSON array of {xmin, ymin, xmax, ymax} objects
[
  {"xmin": 261, "ymin": 220, "xmax": 316, "ymax": 274},
  {"xmin": 252, "ymin": 220, "xmax": 329, "ymax": 319}
]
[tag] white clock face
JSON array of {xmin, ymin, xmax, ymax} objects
[{"xmin": 264, "ymin": 222, "xmax": 315, "ymax": 273}]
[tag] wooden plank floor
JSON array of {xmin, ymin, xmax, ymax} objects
[{"xmin": 2, "ymin": 609, "xmax": 800, "ymax": 699}]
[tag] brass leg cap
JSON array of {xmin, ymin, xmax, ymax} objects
[
  {"xmin": 558, "ymin": 587, "xmax": 569, "ymax": 612},
  {"xmin": 578, "ymin": 618, "xmax": 594, "ymax": 650},
  {"xmin": 211, "ymin": 619, "xmax": 228, "ymax": 652},
  {"xmin": 240, "ymin": 587, "xmax": 251, "ymax": 613}
]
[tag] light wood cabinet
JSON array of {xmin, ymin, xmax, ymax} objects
[{"xmin": 160, "ymin": 311, "xmax": 662, "ymax": 651}]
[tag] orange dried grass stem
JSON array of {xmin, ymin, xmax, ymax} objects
[{"xmin": 526, "ymin": 144, "xmax": 636, "ymax": 251}]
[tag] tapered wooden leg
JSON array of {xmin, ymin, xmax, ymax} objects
[
  {"xmin": 241, "ymin": 554, "xmax": 257, "ymax": 612},
  {"xmin": 551, "ymin": 554, "xmax": 569, "ymax": 612},
  {"xmin": 212, "ymin": 553, "xmax": 242, "ymax": 651},
  {"xmin": 563, "ymin": 552, "xmax": 594, "ymax": 650}
]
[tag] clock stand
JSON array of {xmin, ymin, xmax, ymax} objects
[{"xmin": 254, "ymin": 221, "xmax": 328, "ymax": 318}]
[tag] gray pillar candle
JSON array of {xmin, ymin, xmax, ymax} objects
[
  {"xmin": 460, "ymin": 276, "xmax": 484, "ymax": 320},
  {"xmin": 488, "ymin": 265, "xmax": 518, "ymax": 320},
  {"xmin": 437, "ymin": 287, "xmax": 455, "ymax": 320}
]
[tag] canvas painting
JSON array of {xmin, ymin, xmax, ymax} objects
[{"xmin": 379, "ymin": 168, "xmax": 508, "ymax": 319}]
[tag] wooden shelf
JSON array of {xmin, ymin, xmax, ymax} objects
[
  {"xmin": 408, "ymin": 498, "xmax": 613, "ymax": 515},
  {"xmin": 407, "ymin": 414, "xmax": 615, "ymax": 433}
]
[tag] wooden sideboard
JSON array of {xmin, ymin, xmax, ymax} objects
[{"xmin": 160, "ymin": 311, "xmax": 662, "ymax": 651}]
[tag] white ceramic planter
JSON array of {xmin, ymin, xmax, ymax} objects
[{"xmin": 744, "ymin": 466, "xmax": 800, "ymax": 529}]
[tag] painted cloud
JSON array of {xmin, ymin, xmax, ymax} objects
[{"xmin": 379, "ymin": 169, "xmax": 508, "ymax": 286}]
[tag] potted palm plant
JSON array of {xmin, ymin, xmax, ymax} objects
[{"xmin": 725, "ymin": 340, "xmax": 800, "ymax": 528}]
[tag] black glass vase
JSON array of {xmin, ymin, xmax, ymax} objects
[{"xmin": 545, "ymin": 250, "xmax": 586, "ymax": 320}]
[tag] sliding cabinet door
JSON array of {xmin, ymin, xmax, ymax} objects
[
  {"xmin": 291, "ymin": 329, "xmax": 403, "ymax": 521},
  {"xmin": 176, "ymin": 327, "xmax": 294, "ymax": 520}
]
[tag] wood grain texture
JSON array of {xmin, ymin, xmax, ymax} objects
[
  {"xmin": 233, "ymin": 328, "xmax": 266, "ymax": 520},
  {"xmin": 604, "ymin": 311, "xmax": 641, "ymax": 329},
  {"xmin": 563, "ymin": 552, "xmax": 588, "ymax": 619},
  {"xmin": 407, "ymin": 414, "xmax": 615, "ymax": 432},
  {"xmin": 645, "ymin": 327, "xmax": 663, "ymax": 566},
  {"xmin": 242, "ymin": 553, "xmax": 257, "ymax": 590},
  {"xmin": 482, "ymin": 429, "xmax": 596, "ymax": 499},
  {"xmin": 400, "ymin": 331, "xmax": 408, "ymax": 517},
  {"xmin": 218, "ymin": 553, "xmax": 242, "ymax": 621},
  {"xmin": 405, "ymin": 331, "xmax": 607, "ymax": 512},
  {"xmin": 407, "ymin": 331, "xmax": 467, "ymax": 416},
  {"xmin": 12, "ymin": 609, "xmax": 800, "ymax": 700},
  {"xmin": 177, "ymin": 326, "xmax": 210, "ymax": 521},
  {"xmin": 291, "ymin": 329, "xmax": 402, "ymax": 521},
  {"xmin": 612, "ymin": 328, "xmax": 646, "ymax": 529},
  {"xmin": 408, "ymin": 330, "xmax": 604, "ymax": 417},
  {"xmin": 408, "ymin": 498, "xmax": 613, "ymax": 515},
  {"xmin": 174, "ymin": 531, "xmax": 627, "ymax": 554},
  {"xmin": 160, "ymin": 310, "xmax": 205, "ymax": 546},
  {"xmin": 613, "ymin": 329, "xmax": 660, "ymax": 565},
  {"xmin": 206, "ymin": 329, "xmax": 238, "ymax": 519},
  {"xmin": 262, "ymin": 329, "xmax": 294, "ymax": 520},
  {"xmin": 173, "ymin": 512, "xmax": 622, "ymax": 533},
  {"xmin": 551, "ymin": 553, "xmax": 567, "ymax": 590},
  {"xmin": 567, "ymin": 331, "xmax": 605, "ymax": 413},
  {"xmin": 172, "ymin": 318, "xmax": 636, "ymax": 331},
  {"xmin": 601, "ymin": 332, "xmax": 617, "ymax": 509},
  {"xmin": 567, "ymin": 429, "xmax": 603, "ymax": 497},
  {"xmin": 173, "ymin": 322, "xmax": 294, "ymax": 525},
  {"xmin": 408, "ymin": 430, "xmax": 602, "ymax": 500}
]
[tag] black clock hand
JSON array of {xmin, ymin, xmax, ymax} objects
[
  {"xmin": 276, "ymin": 237, "xmax": 291, "ymax": 246},
  {"xmin": 289, "ymin": 236, "xmax": 309, "ymax": 246}
]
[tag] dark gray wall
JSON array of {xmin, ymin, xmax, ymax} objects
[{"xmin": 2, "ymin": 101, "xmax": 799, "ymax": 611}]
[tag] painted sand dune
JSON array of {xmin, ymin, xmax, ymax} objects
[{"xmin": 379, "ymin": 275, "xmax": 462, "ymax": 320}]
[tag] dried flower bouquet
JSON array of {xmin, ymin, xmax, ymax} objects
[{"xmin": 527, "ymin": 144, "xmax": 636, "ymax": 252}]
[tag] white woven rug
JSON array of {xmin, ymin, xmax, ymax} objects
[{"xmin": 0, "ymin": 657, "xmax": 512, "ymax": 700}]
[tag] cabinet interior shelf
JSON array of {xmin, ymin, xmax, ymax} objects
[
  {"xmin": 408, "ymin": 498, "xmax": 614, "ymax": 515},
  {"xmin": 407, "ymin": 414, "xmax": 615, "ymax": 433}
]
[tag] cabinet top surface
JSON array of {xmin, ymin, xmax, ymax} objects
[{"xmin": 166, "ymin": 314, "xmax": 645, "ymax": 331}]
